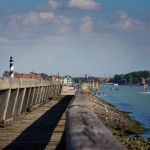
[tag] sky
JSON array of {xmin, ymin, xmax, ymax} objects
[{"xmin": 0, "ymin": 0, "xmax": 150, "ymax": 77}]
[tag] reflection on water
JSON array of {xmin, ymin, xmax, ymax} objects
[{"xmin": 96, "ymin": 85, "xmax": 150, "ymax": 138}]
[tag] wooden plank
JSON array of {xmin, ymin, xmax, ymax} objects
[{"xmin": 0, "ymin": 95, "xmax": 74, "ymax": 150}]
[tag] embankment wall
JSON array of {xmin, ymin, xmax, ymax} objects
[
  {"xmin": 0, "ymin": 78, "xmax": 62, "ymax": 126},
  {"xmin": 66, "ymin": 87, "xmax": 124, "ymax": 150}
]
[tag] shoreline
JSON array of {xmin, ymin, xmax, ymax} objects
[{"xmin": 82, "ymin": 85, "xmax": 150, "ymax": 149}]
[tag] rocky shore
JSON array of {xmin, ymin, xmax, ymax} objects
[{"xmin": 83, "ymin": 86, "xmax": 150, "ymax": 150}]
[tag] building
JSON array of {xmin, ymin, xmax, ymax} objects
[
  {"xmin": 98, "ymin": 77, "xmax": 113, "ymax": 83},
  {"xmin": 3, "ymin": 72, "xmax": 42, "ymax": 79},
  {"xmin": 63, "ymin": 75, "xmax": 73, "ymax": 85}
]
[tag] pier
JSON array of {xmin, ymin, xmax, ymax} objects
[{"xmin": 0, "ymin": 78, "xmax": 123, "ymax": 150}]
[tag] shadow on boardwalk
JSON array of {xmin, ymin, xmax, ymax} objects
[{"xmin": 3, "ymin": 95, "xmax": 73, "ymax": 150}]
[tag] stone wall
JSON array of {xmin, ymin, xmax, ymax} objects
[
  {"xmin": 66, "ymin": 87, "xmax": 124, "ymax": 150},
  {"xmin": 0, "ymin": 78, "xmax": 62, "ymax": 127}
]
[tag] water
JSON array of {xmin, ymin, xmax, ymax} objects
[{"xmin": 97, "ymin": 85, "xmax": 150, "ymax": 138}]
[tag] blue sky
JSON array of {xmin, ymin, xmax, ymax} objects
[{"xmin": 0, "ymin": 0, "xmax": 150, "ymax": 77}]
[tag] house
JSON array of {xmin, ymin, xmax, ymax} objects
[
  {"xmin": 63, "ymin": 75, "xmax": 73, "ymax": 85},
  {"xmin": 3, "ymin": 72, "xmax": 42, "ymax": 79}
]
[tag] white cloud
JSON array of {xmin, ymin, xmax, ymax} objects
[
  {"xmin": 115, "ymin": 12, "xmax": 145, "ymax": 30},
  {"xmin": 37, "ymin": 0, "xmax": 61, "ymax": 11},
  {"xmin": 9, "ymin": 11, "xmax": 72, "ymax": 33},
  {"xmin": 117, "ymin": 12, "xmax": 134, "ymax": 29},
  {"xmin": 52, "ymin": 15, "xmax": 72, "ymax": 33},
  {"xmin": 38, "ymin": 0, "xmax": 101, "ymax": 11},
  {"xmin": 21, "ymin": 11, "xmax": 55, "ymax": 26},
  {"xmin": 39, "ymin": 12, "xmax": 55, "ymax": 20},
  {"xmin": 67, "ymin": 0, "xmax": 100, "ymax": 10},
  {"xmin": 47, "ymin": 0, "xmax": 61, "ymax": 10},
  {"xmin": 97, "ymin": 11, "xmax": 146, "ymax": 31},
  {"xmin": 22, "ymin": 12, "xmax": 41, "ymax": 25},
  {"xmin": 9, "ymin": 11, "xmax": 60, "ymax": 26},
  {"xmin": 80, "ymin": 16, "xmax": 93, "ymax": 33}
]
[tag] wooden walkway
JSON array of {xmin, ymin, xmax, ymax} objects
[{"xmin": 0, "ymin": 94, "xmax": 74, "ymax": 150}]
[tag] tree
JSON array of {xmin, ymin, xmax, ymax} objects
[
  {"xmin": 41, "ymin": 73, "xmax": 49, "ymax": 80},
  {"xmin": 3, "ymin": 71, "xmax": 10, "ymax": 77},
  {"xmin": 112, "ymin": 70, "xmax": 150, "ymax": 85},
  {"xmin": 73, "ymin": 77, "xmax": 80, "ymax": 83}
]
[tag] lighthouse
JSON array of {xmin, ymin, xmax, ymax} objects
[{"xmin": 10, "ymin": 56, "xmax": 14, "ymax": 78}]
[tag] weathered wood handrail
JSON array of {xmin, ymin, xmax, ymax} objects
[
  {"xmin": 66, "ymin": 88, "xmax": 124, "ymax": 150},
  {"xmin": 0, "ymin": 78, "xmax": 62, "ymax": 127}
]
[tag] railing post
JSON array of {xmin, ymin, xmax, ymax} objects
[
  {"xmin": 39, "ymin": 86, "xmax": 44, "ymax": 102},
  {"xmin": 2, "ymin": 90, "xmax": 11, "ymax": 121},
  {"xmin": 11, "ymin": 89, "xmax": 19, "ymax": 117},
  {"xmin": 27, "ymin": 87, "xmax": 36, "ymax": 110},
  {"xmin": 18, "ymin": 88, "xmax": 26, "ymax": 116},
  {"xmin": 33, "ymin": 87, "xmax": 39, "ymax": 105},
  {"xmin": 24, "ymin": 88, "xmax": 31, "ymax": 112},
  {"xmin": 0, "ymin": 78, "xmax": 62, "ymax": 126}
]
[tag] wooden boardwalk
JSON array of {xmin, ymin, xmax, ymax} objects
[{"xmin": 0, "ymin": 94, "xmax": 74, "ymax": 150}]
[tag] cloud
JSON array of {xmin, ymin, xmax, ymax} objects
[
  {"xmin": 67, "ymin": 0, "xmax": 100, "ymax": 10},
  {"xmin": 47, "ymin": 0, "xmax": 61, "ymax": 10},
  {"xmin": 38, "ymin": 0, "xmax": 61, "ymax": 10},
  {"xmin": 20, "ymin": 12, "xmax": 42, "ymax": 26},
  {"xmin": 51, "ymin": 15, "xmax": 72, "ymax": 33},
  {"xmin": 97, "ymin": 11, "xmax": 146, "ymax": 31},
  {"xmin": 9, "ymin": 11, "xmax": 72, "ymax": 33},
  {"xmin": 38, "ymin": 0, "xmax": 101, "ymax": 11},
  {"xmin": 10, "ymin": 11, "xmax": 55, "ymax": 26},
  {"xmin": 80, "ymin": 16, "xmax": 93, "ymax": 33},
  {"xmin": 117, "ymin": 12, "xmax": 133, "ymax": 29},
  {"xmin": 115, "ymin": 12, "xmax": 146, "ymax": 30}
]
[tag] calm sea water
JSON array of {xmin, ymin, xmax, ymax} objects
[{"xmin": 97, "ymin": 85, "xmax": 150, "ymax": 138}]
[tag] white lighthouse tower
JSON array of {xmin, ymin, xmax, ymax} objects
[{"xmin": 10, "ymin": 56, "xmax": 14, "ymax": 78}]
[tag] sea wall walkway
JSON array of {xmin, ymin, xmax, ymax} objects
[{"xmin": 0, "ymin": 79, "xmax": 124, "ymax": 150}]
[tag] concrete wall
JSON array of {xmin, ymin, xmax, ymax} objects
[
  {"xmin": 0, "ymin": 78, "xmax": 62, "ymax": 126},
  {"xmin": 66, "ymin": 87, "xmax": 124, "ymax": 150}
]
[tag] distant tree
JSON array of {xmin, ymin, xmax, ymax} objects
[
  {"xmin": 3, "ymin": 71, "xmax": 10, "ymax": 77},
  {"xmin": 111, "ymin": 70, "xmax": 150, "ymax": 85},
  {"xmin": 111, "ymin": 74, "xmax": 125, "ymax": 85},
  {"xmin": 125, "ymin": 74, "xmax": 133, "ymax": 85},
  {"xmin": 73, "ymin": 77, "xmax": 80, "ymax": 83},
  {"xmin": 41, "ymin": 73, "xmax": 49, "ymax": 80}
]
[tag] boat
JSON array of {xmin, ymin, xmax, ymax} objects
[
  {"xmin": 140, "ymin": 77, "xmax": 150, "ymax": 94},
  {"xmin": 108, "ymin": 88, "xmax": 113, "ymax": 91},
  {"xmin": 95, "ymin": 93, "xmax": 105, "ymax": 97},
  {"xmin": 144, "ymin": 84, "xmax": 148, "ymax": 91},
  {"xmin": 139, "ymin": 91, "xmax": 150, "ymax": 94},
  {"xmin": 95, "ymin": 81, "xmax": 99, "ymax": 91},
  {"xmin": 92, "ymin": 81, "xmax": 95, "ymax": 89},
  {"xmin": 113, "ymin": 83, "xmax": 118, "ymax": 86}
]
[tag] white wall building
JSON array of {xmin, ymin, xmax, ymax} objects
[{"xmin": 63, "ymin": 76, "xmax": 73, "ymax": 85}]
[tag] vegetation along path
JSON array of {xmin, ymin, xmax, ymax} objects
[{"xmin": 0, "ymin": 95, "xmax": 73, "ymax": 150}]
